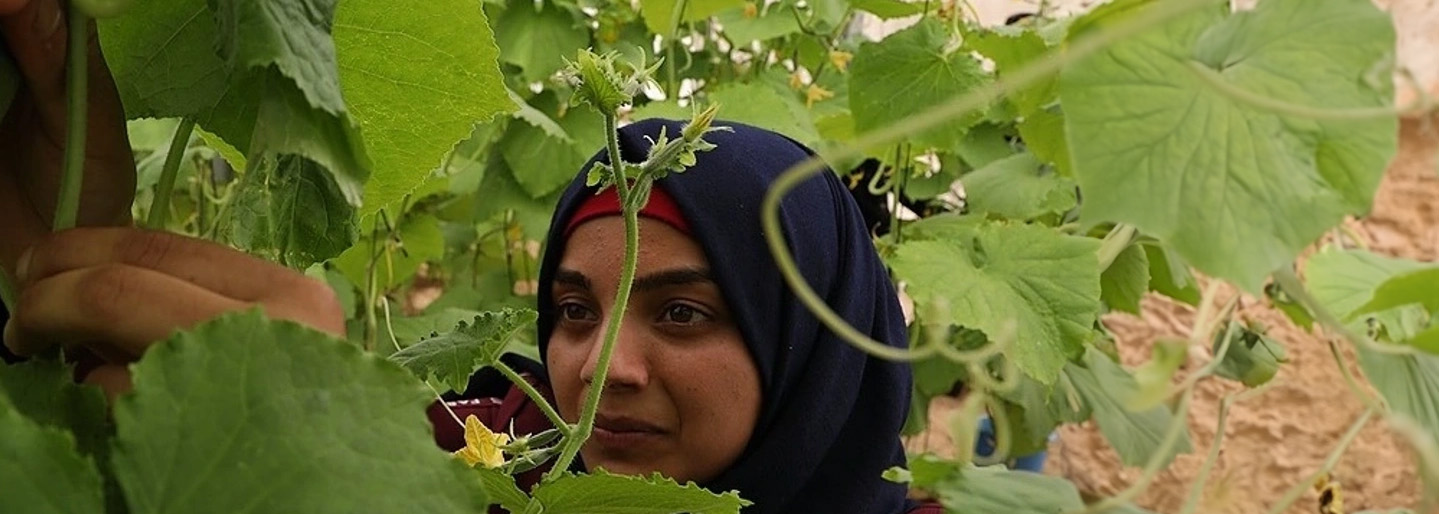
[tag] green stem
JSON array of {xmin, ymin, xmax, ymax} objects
[
  {"xmin": 145, "ymin": 119, "xmax": 197, "ymax": 229},
  {"xmin": 496, "ymin": 361, "xmax": 571, "ymax": 437},
  {"xmin": 1188, "ymin": 61, "xmax": 1424, "ymax": 121},
  {"xmin": 1096, "ymin": 224, "xmax": 1137, "ymax": 272},
  {"xmin": 665, "ymin": 0, "xmax": 690, "ymax": 100},
  {"xmin": 1179, "ymin": 382, "xmax": 1275, "ymax": 514},
  {"xmin": 762, "ymin": 0, "xmax": 1218, "ymax": 361},
  {"xmin": 1328, "ymin": 339, "xmax": 1386, "ymax": 412},
  {"xmin": 1263, "ymin": 408, "xmax": 1377, "ymax": 514},
  {"xmin": 547, "ymin": 114, "xmax": 640, "ymax": 480},
  {"xmin": 54, "ymin": 10, "xmax": 91, "ymax": 231}
]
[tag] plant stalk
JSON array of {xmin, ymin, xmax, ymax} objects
[
  {"xmin": 145, "ymin": 119, "xmax": 197, "ymax": 229},
  {"xmin": 1073, "ymin": 388, "xmax": 1196, "ymax": 514},
  {"xmin": 54, "ymin": 10, "xmax": 91, "ymax": 231},
  {"xmin": 1263, "ymin": 408, "xmax": 1377, "ymax": 514},
  {"xmin": 665, "ymin": 0, "xmax": 690, "ymax": 100},
  {"xmin": 547, "ymin": 114, "xmax": 641, "ymax": 479},
  {"xmin": 1096, "ymin": 224, "xmax": 1137, "ymax": 272},
  {"xmin": 496, "ymin": 361, "xmax": 571, "ymax": 437}
]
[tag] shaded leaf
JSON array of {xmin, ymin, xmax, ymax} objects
[
  {"xmin": 1067, "ymin": 348, "xmax": 1192, "ymax": 467},
  {"xmin": 960, "ymin": 152, "xmax": 1076, "ymax": 220},
  {"xmin": 850, "ymin": 18, "xmax": 989, "ymax": 151},
  {"xmin": 1102, "ymin": 242, "xmax": 1150, "ymax": 314},
  {"xmin": 389, "ymin": 308, "xmax": 539, "ymax": 392},
  {"xmin": 221, "ymin": 155, "xmax": 358, "ymax": 268},
  {"xmin": 890, "ymin": 224, "xmax": 1101, "ymax": 383},
  {"xmin": 533, "ymin": 470, "xmax": 750, "ymax": 514},
  {"xmin": 638, "ymin": 0, "xmax": 744, "ymax": 34},
  {"xmin": 111, "ymin": 311, "xmax": 486, "ymax": 513},
  {"xmin": 850, "ymin": 0, "xmax": 925, "ymax": 19},
  {"xmin": 494, "ymin": 1, "xmax": 590, "ymax": 83},
  {"xmin": 932, "ymin": 465, "xmax": 1084, "ymax": 512},
  {"xmin": 0, "ymin": 394, "xmax": 104, "ymax": 514}
]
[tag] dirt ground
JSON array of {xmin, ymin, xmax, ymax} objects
[{"xmin": 908, "ymin": 116, "xmax": 1439, "ymax": 513}]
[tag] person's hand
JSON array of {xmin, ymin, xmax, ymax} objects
[
  {"xmin": 0, "ymin": 0, "xmax": 137, "ymax": 270},
  {"xmin": 3, "ymin": 228, "xmax": 348, "ymax": 400}
]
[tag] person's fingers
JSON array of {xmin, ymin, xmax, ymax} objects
[
  {"xmin": 0, "ymin": 0, "xmax": 67, "ymax": 100},
  {"xmin": 20, "ymin": 228, "xmax": 318, "ymax": 303},
  {"xmin": 8, "ymin": 263, "xmax": 250, "ymax": 357},
  {"xmin": 81, "ymin": 363, "xmax": 131, "ymax": 404}
]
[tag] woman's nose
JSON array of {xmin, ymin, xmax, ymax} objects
[{"xmin": 579, "ymin": 316, "xmax": 649, "ymax": 391}]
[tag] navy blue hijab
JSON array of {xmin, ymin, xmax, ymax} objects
[{"xmin": 536, "ymin": 119, "xmax": 914, "ymax": 513}]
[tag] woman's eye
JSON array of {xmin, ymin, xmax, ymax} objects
[
  {"xmin": 660, "ymin": 303, "xmax": 710, "ymax": 325},
  {"xmin": 558, "ymin": 303, "xmax": 596, "ymax": 323}
]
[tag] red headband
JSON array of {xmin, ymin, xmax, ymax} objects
[{"xmin": 563, "ymin": 185, "xmax": 692, "ymax": 237}]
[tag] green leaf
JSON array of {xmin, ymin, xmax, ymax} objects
[
  {"xmin": 500, "ymin": 92, "xmax": 607, "ymax": 198},
  {"xmin": 212, "ymin": 0, "xmax": 372, "ymax": 205},
  {"xmin": 475, "ymin": 467, "xmax": 529, "ymax": 512},
  {"xmin": 1356, "ymin": 348, "xmax": 1439, "ymax": 451},
  {"xmin": 716, "ymin": 4, "xmax": 802, "ymax": 46},
  {"xmin": 632, "ymin": 100, "xmax": 691, "ymax": 122},
  {"xmin": 965, "ymin": 27, "xmax": 1056, "ymax": 116},
  {"xmin": 1016, "ymin": 108, "xmax": 1072, "ymax": 177},
  {"xmin": 1142, "ymin": 242, "xmax": 1201, "ymax": 306},
  {"xmin": 220, "ymin": 155, "xmax": 358, "ymax": 268},
  {"xmin": 993, "ymin": 373, "xmax": 1088, "ymax": 455},
  {"xmin": 1067, "ymin": 348, "xmax": 1192, "ymax": 467},
  {"xmin": 638, "ymin": 0, "xmax": 744, "ymax": 34},
  {"xmin": 850, "ymin": 18, "xmax": 989, "ymax": 151},
  {"xmin": 385, "ymin": 307, "xmax": 488, "ymax": 349},
  {"xmin": 509, "ymin": 88, "xmax": 571, "ymax": 142},
  {"xmin": 850, "ymin": 0, "xmax": 925, "ymax": 20},
  {"xmin": 1102, "ymin": 242, "xmax": 1150, "ymax": 314},
  {"xmin": 953, "ymin": 123, "xmax": 1015, "ymax": 170},
  {"xmin": 0, "ymin": 394, "xmax": 104, "ymax": 514},
  {"xmin": 1354, "ymin": 268, "xmax": 1439, "ymax": 319},
  {"xmin": 704, "ymin": 82, "xmax": 820, "ymax": 147},
  {"xmin": 331, "ymin": 212, "xmax": 447, "ymax": 292},
  {"xmin": 1126, "ymin": 338, "xmax": 1187, "ymax": 411},
  {"xmin": 0, "ymin": 358, "xmax": 110, "ymax": 459},
  {"xmin": 960, "ymin": 152, "xmax": 1076, "ymax": 220},
  {"xmin": 532, "ymin": 470, "xmax": 751, "ymax": 514},
  {"xmin": 890, "ymin": 224, "xmax": 1101, "ymax": 383},
  {"xmin": 931, "ymin": 465, "xmax": 1084, "ymax": 512},
  {"xmin": 334, "ymin": 0, "xmax": 512, "ymax": 216},
  {"xmin": 1305, "ymin": 249, "xmax": 1430, "ymax": 321},
  {"xmin": 389, "ymin": 308, "xmax": 539, "ymax": 392},
  {"xmin": 1213, "ymin": 322, "xmax": 1288, "ymax": 387},
  {"xmin": 111, "ymin": 311, "xmax": 486, "ymax": 513},
  {"xmin": 1061, "ymin": 0, "xmax": 1398, "ymax": 292},
  {"xmin": 494, "ymin": 1, "xmax": 590, "ymax": 83}
]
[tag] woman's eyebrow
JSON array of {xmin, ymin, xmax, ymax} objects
[
  {"xmin": 554, "ymin": 269, "xmax": 591, "ymax": 291},
  {"xmin": 632, "ymin": 268, "xmax": 715, "ymax": 291}
]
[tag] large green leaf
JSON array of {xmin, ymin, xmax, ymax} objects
[
  {"xmin": 889, "ymin": 224, "xmax": 1101, "ymax": 383},
  {"xmin": 715, "ymin": 4, "xmax": 802, "ymax": 46},
  {"xmin": 960, "ymin": 152, "xmax": 1076, "ymax": 220},
  {"xmin": 389, "ymin": 308, "xmax": 539, "ymax": 392},
  {"xmin": 1061, "ymin": 0, "xmax": 1398, "ymax": 292},
  {"xmin": 334, "ymin": 0, "xmax": 512, "ymax": 216},
  {"xmin": 705, "ymin": 83, "xmax": 820, "ymax": 147},
  {"xmin": 500, "ymin": 93, "xmax": 607, "ymax": 198},
  {"xmin": 532, "ymin": 471, "xmax": 750, "ymax": 514},
  {"xmin": 966, "ymin": 26, "xmax": 1056, "ymax": 117},
  {"xmin": 1101, "ymin": 242, "xmax": 1150, "ymax": 315},
  {"xmin": 850, "ymin": 18, "xmax": 989, "ymax": 151},
  {"xmin": 932, "ymin": 465, "xmax": 1085, "ymax": 512},
  {"xmin": 220, "ymin": 155, "xmax": 358, "ymax": 268},
  {"xmin": 1067, "ymin": 348, "xmax": 1192, "ymax": 467},
  {"xmin": 494, "ymin": 1, "xmax": 589, "ymax": 83},
  {"xmin": 850, "ymin": 0, "xmax": 925, "ymax": 20},
  {"xmin": 111, "ymin": 311, "xmax": 486, "ymax": 513},
  {"xmin": 0, "ymin": 394, "xmax": 104, "ymax": 514},
  {"xmin": 1142, "ymin": 242, "xmax": 1202, "ymax": 306},
  {"xmin": 0, "ymin": 359, "xmax": 111, "ymax": 461},
  {"xmin": 211, "ymin": 0, "xmax": 372, "ymax": 204},
  {"xmin": 1305, "ymin": 249, "xmax": 1430, "ymax": 320},
  {"xmin": 1354, "ymin": 268, "xmax": 1439, "ymax": 318},
  {"xmin": 638, "ymin": 0, "xmax": 743, "ymax": 34}
]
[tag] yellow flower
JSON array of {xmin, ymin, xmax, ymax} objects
[
  {"xmin": 805, "ymin": 84, "xmax": 835, "ymax": 108},
  {"xmin": 743, "ymin": 1, "xmax": 758, "ymax": 19},
  {"xmin": 452, "ymin": 415, "xmax": 510, "ymax": 469},
  {"xmin": 828, "ymin": 50, "xmax": 853, "ymax": 73}
]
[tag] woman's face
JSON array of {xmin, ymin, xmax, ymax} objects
[{"xmin": 546, "ymin": 216, "xmax": 763, "ymax": 483}]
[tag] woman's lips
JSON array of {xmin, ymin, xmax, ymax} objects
[{"xmin": 591, "ymin": 414, "xmax": 666, "ymax": 450}]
